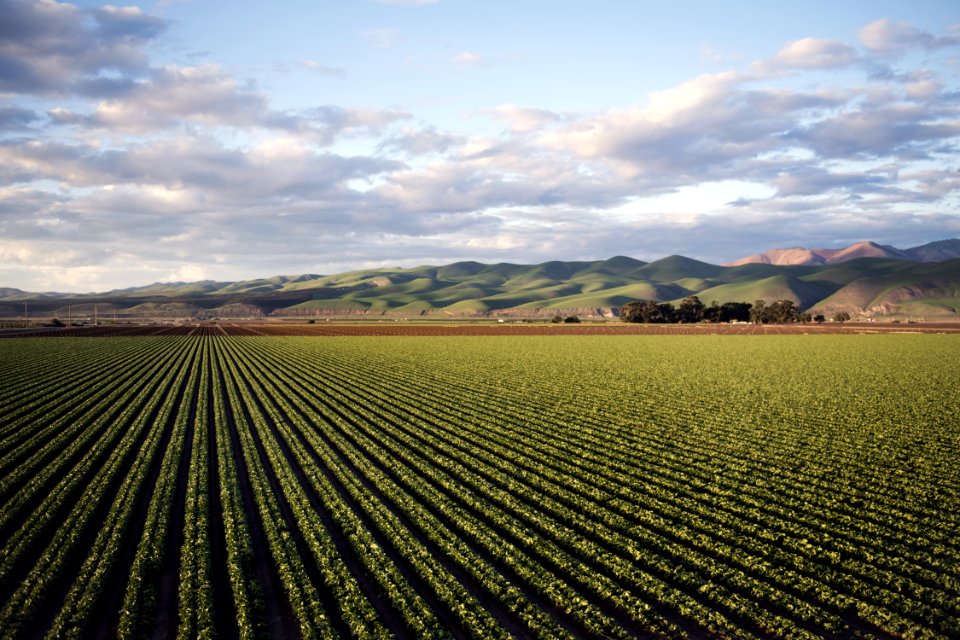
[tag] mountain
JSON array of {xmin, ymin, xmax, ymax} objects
[
  {"xmin": 904, "ymin": 239, "xmax": 960, "ymax": 262},
  {"xmin": 2, "ymin": 251, "xmax": 959, "ymax": 319},
  {"xmin": 727, "ymin": 239, "xmax": 959, "ymax": 267}
]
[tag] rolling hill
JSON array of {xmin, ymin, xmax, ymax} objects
[{"xmin": 2, "ymin": 251, "xmax": 959, "ymax": 319}]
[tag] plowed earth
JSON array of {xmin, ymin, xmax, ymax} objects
[{"xmin": 3, "ymin": 321, "xmax": 958, "ymax": 338}]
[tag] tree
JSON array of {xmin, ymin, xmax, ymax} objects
[
  {"xmin": 677, "ymin": 296, "xmax": 705, "ymax": 323},
  {"xmin": 551, "ymin": 314, "xmax": 563, "ymax": 324},
  {"xmin": 719, "ymin": 302, "xmax": 752, "ymax": 323},
  {"xmin": 619, "ymin": 301, "xmax": 644, "ymax": 323},
  {"xmin": 814, "ymin": 314, "xmax": 825, "ymax": 323},
  {"xmin": 749, "ymin": 299, "xmax": 801, "ymax": 323},
  {"xmin": 563, "ymin": 315, "xmax": 581, "ymax": 323},
  {"xmin": 647, "ymin": 301, "xmax": 677, "ymax": 323},
  {"xmin": 703, "ymin": 301, "xmax": 721, "ymax": 323},
  {"xmin": 767, "ymin": 299, "xmax": 800, "ymax": 324},
  {"xmin": 833, "ymin": 311, "xmax": 851, "ymax": 323},
  {"xmin": 619, "ymin": 300, "xmax": 676, "ymax": 323}
]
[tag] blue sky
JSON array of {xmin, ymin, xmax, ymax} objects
[{"xmin": 1, "ymin": 0, "xmax": 959, "ymax": 291}]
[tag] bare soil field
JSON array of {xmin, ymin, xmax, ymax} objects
[{"xmin": 3, "ymin": 321, "xmax": 959, "ymax": 338}]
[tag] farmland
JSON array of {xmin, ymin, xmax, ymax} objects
[{"xmin": 1, "ymin": 334, "xmax": 958, "ymax": 639}]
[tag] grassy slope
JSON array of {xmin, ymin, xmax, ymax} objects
[
  {"xmin": 693, "ymin": 275, "xmax": 834, "ymax": 309},
  {"xmin": 809, "ymin": 259, "xmax": 960, "ymax": 315},
  {"xmin": 9, "ymin": 256, "xmax": 958, "ymax": 317}
]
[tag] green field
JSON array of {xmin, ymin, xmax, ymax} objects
[{"xmin": 1, "ymin": 335, "xmax": 958, "ymax": 638}]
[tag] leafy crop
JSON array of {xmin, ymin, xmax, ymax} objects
[{"xmin": 0, "ymin": 334, "xmax": 957, "ymax": 638}]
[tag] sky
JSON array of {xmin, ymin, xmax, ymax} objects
[{"xmin": 1, "ymin": 0, "xmax": 959, "ymax": 292}]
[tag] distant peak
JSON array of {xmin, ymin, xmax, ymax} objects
[{"xmin": 724, "ymin": 239, "xmax": 950, "ymax": 267}]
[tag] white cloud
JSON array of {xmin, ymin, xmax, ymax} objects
[
  {"xmin": 86, "ymin": 64, "xmax": 271, "ymax": 132},
  {"xmin": 859, "ymin": 19, "xmax": 960, "ymax": 53},
  {"xmin": 904, "ymin": 78, "xmax": 942, "ymax": 99},
  {"xmin": 42, "ymin": 63, "xmax": 410, "ymax": 144},
  {"xmin": 168, "ymin": 264, "xmax": 207, "ymax": 282},
  {"xmin": 537, "ymin": 71, "xmax": 755, "ymax": 164},
  {"xmin": 768, "ymin": 38, "xmax": 858, "ymax": 69},
  {"xmin": 452, "ymin": 51, "xmax": 483, "ymax": 68},
  {"xmin": 644, "ymin": 71, "xmax": 741, "ymax": 124},
  {"xmin": 491, "ymin": 104, "xmax": 559, "ymax": 132}
]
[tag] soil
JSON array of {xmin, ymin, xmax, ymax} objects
[{"xmin": 4, "ymin": 321, "xmax": 957, "ymax": 338}]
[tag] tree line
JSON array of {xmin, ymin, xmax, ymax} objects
[{"xmin": 619, "ymin": 297, "xmax": 848, "ymax": 324}]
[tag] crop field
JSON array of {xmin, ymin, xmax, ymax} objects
[{"xmin": 1, "ymin": 335, "xmax": 958, "ymax": 639}]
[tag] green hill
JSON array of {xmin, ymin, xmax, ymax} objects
[
  {"xmin": 634, "ymin": 255, "xmax": 723, "ymax": 282},
  {"xmin": 809, "ymin": 258, "xmax": 960, "ymax": 318},
  {"xmin": 4, "ymin": 256, "xmax": 958, "ymax": 319},
  {"xmin": 694, "ymin": 275, "xmax": 833, "ymax": 309}
]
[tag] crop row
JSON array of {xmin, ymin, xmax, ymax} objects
[
  {"xmin": 0, "ymin": 334, "xmax": 957, "ymax": 639},
  {"xmin": 239, "ymin": 338, "xmax": 930, "ymax": 637}
]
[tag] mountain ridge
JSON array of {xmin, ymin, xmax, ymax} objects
[
  {"xmin": 2, "ymin": 245, "xmax": 958, "ymax": 320},
  {"xmin": 726, "ymin": 239, "xmax": 960, "ymax": 266}
]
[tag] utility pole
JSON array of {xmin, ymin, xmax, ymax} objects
[
  {"xmin": 23, "ymin": 302, "xmax": 28, "ymax": 328},
  {"xmin": 94, "ymin": 304, "xmax": 98, "ymax": 326}
]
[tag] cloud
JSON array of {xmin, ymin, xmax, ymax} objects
[
  {"xmin": 378, "ymin": 126, "xmax": 460, "ymax": 155},
  {"xmin": 903, "ymin": 77, "xmax": 942, "ymax": 100},
  {"xmin": 0, "ymin": 0, "xmax": 168, "ymax": 95},
  {"xmin": 770, "ymin": 166, "xmax": 887, "ymax": 197},
  {"xmin": 452, "ymin": 51, "xmax": 482, "ymax": 68},
  {"xmin": 362, "ymin": 28, "xmax": 398, "ymax": 49},
  {"xmin": 3, "ymin": 11, "xmax": 960, "ymax": 292},
  {"xmin": 308, "ymin": 105, "xmax": 410, "ymax": 132},
  {"xmin": 698, "ymin": 42, "xmax": 744, "ymax": 66},
  {"xmin": 273, "ymin": 59, "xmax": 347, "ymax": 79},
  {"xmin": 273, "ymin": 59, "xmax": 347, "ymax": 78},
  {"xmin": 0, "ymin": 135, "xmax": 402, "ymax": 199},
  {"xmin": 767, "ymin": 38, "xmax": 859, "ymax": 69},
  {"xmin": 859, "ymin": 19, "xmax": 960, "ymax": 54},
  {"xmin": 93, "ymin": 5, "xmax": 167, "ymax": 40},
  {"xmin": 43, "ymin": 64, "xmax": 410, "ymax": 142},
  {"xmin": 537, "ymin": 72, "xmax": 818, "ymax": 186},
  {"xmin": 491, "ymin": 104, "xmax": 560, "ymax": 132},
  {"xmin": 787, "ymin": 104, "xmax": 960, "ymax": 159},
  {"xmin": 74, "ymin": 64, "xmax": 272, "ymax": 133},
  {"xmin": 371, "ymin": 146, "xmax": 630, "ymax": 216},
  {"xmin": 167, "ymin": 263, "xmax": 207, "ymax": 282},
  {"xmin": 900, "ymin": 168, "xmax": 960, "ymax": 201},
  {"xmin": 0, "ymin": 104, "xmax": 39, "ymax": 130},
  {"xmin": 298, "ymin": 60, "xmax": 347, "ymax": 78}
]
